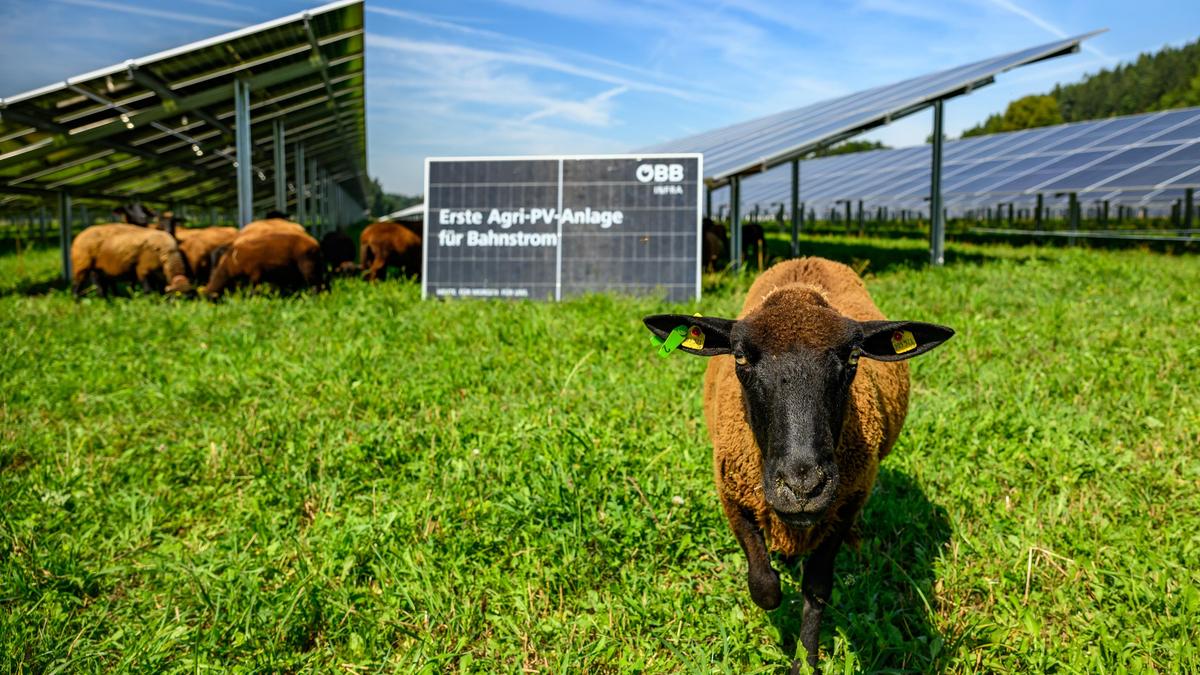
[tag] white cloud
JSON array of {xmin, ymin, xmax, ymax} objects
[{"xmin": 52, "ymin": 0, "xmax": 241, "ymax": 28}]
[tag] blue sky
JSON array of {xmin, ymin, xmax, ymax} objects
[{"xmin": 1, "ymin": 0, "xmax": 1198, "ymax": 194}]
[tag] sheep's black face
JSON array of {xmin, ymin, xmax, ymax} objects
[
  {"xmin": 643, "ymin": 299, "xmax": 955, "ymax": 530},
  {"xmin": 731, "ymin": 307, "xmax": 859, "ymax": 526}
]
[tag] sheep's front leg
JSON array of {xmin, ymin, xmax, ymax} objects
[
  {"xmin": 795, "ymin": 494, "xmax": 865, "ymax": 672},
  {"xmin": 726, "ymin": 502, "xmax": 780, "ymax": 610},
  {"xmin": 797, "ymin": 532, "xmax": 842, "ymax": 671}
]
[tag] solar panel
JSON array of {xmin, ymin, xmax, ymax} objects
[
  {"xmin": 642, "ymin": 32, "xmax": 1101, "ymax": 185},
  {"xmin": 0, "ymin": 0, "xmax": 366, "ymax": 212},
  {"xmin": 714, "ymin": 106, "xmax": 1200, "ymax": 214}
]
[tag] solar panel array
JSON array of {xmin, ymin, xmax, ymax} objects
[
  {"xmin": 0, "ymin": 0, "xmax": 367, "ymax": 213},
  {"xmin": 641, "ymin": 32, "xmax": 1098, "ymax": 185},
  {"xmin": 716, "ymin": 106, "xmax": 1200, "ymax": 217}
]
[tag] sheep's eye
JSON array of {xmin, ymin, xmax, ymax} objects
[{"xmin": 734, "ymin": 352, "xmax": 748, "ymax": 366}]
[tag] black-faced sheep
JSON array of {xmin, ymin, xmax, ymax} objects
[
  {"xmin": 359, "ymin": 221, "xmax": 421, "ymax": 281},
  {"xmin": 70, "ymin": 224, "xmax": 191, "ymax": 297},
  {"xmin": 702, "ymin": 217, "xmax": 728, "ymax": 272},
  {"xmin": 205, "ymin": 230, "xmax": 325, "ymax": 299},
  {"xmin": 643, "ymin": 257, "xmax": 953, "ymax": 670},
  {"xmin": 320, "ymin": 229, "xmax": 359, "ymax": 275}
]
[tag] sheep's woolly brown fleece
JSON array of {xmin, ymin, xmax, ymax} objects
[
  {"xmin": 702, "ymin": 258, "xmax": 911, "ymax": 557},
  {"xmin": 71, "ymin": 223, "xmax": 189, "ymax": 288}
]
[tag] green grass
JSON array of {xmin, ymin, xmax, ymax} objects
[{"xmin": 1, "ymin": 236, "xmax": 1197, "ymax": 673}]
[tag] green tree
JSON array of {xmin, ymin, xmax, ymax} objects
[
  {"xmin": 962, "ymin": 94, "xmax": 1062, "ymax": 137},
  {"xmin": 812, "ymin": 140, "xmax": 889, "ymax": 157}
]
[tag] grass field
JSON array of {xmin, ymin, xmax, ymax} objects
[{"xmin": 2, "ymin": 236, "xmax": 1198, "ymax": 673}]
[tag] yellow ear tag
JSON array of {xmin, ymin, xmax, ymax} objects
[
  {"xmin": 891, "ymin": 330, "xmax": 917, "ymax": 354},
  {"xmin": 682, "ymin": 325, "xmax": 705, "ymax": 350}
]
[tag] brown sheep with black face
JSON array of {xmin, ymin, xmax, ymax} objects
[
  {"xmin": 238, "ymin": 217, "xmax": 308, "ymax": 239},
  {"xmin": 644, "ymin": 257, "xmax": 953, "ymax": 671},
  {"xmin": 70, "ymin": 223, "xmax": 190, "ymax": 297},
  {"xmin": 205, "ymin": 230, "xmax": 325, "ymax": 299},
  {"xmin": 359, "ymin": 221, "xmax": 421, "ymax": 281},
  {"xmin": 174, "ymin": 226, "xmax": 238, "ymax": 285}
]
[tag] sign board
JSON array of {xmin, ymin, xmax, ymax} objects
[{"xmin": 423, "ymin": 154, "xmax": 703, "ymax": 301}]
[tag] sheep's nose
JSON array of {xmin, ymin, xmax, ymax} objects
[{"xmin": 778, "ymin": 463, "xmax": 829, "ymax": 501}]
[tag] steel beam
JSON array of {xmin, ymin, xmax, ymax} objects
[
  {"xmin": 0, "ymin": 58, "xmax": 324, "ymax": 171},
  {"xmin": 1187, "ymin": 188, "xmax": 1195, "ymax": 229},
  {"xmin": 929, "ymin": 99, "xmax": 946, "ymax": 266},
  {"xmin": 234, "ymin": 79, "xmax": 253, "ymax": 226}
]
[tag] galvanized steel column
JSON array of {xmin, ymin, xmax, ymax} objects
[
  {"xmin": 294, "ymin": 144, "xmax": 307, "ymax": 226},
  {"xmin": 312, "ymin": 157, "xmax": 321, "ymax": 234},
  {"xmin": 57, "ymin": 191, "xmax": 72, "ymax": 283},
  {"xmin": 234, "ymin": 79, "xmax": 253, "ymax": 227},
  {"xmin": 929, "ymin": 99, "xmax": 946, "ymax": 266},
  {"xmin": 273, "ymin": 120, "xmax": 287, "ymax": 214},
  {"xmin": 790, "ymin": 159, "xmax": 800, "ymax": 258},
  {"xmin": 730, "ymin": 178, "xmax": 741, "ymax": 272}
]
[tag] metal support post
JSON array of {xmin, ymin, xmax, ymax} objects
[
  {"xmin": 1186, "ymin": 188, "xmax": 1195, "ymax": 229},
  {"xmin": 58, "ymin": 192, "xmax": 72, "ymax": 283},
  {"xmin": 294, "ymin": 144, "xmax": 307, "ymax": 226},
  {"xmin": 929, "ymin": 99, "xmax": 946, "ymax": 266},
  {"xmin": 730, "ymin": 178, "xmax": 742, "ymax": 272},
  {"xmin": 790, "ymin": 159, "xmax": 800, "ymax": 257},
  {"xmin": 273, "ymin": 120, "xmax": 287, "ymax": 214},
  {"xmin": 1068, "ymin": 193, "xmax": 1079, "ymax": 245},
  {"xmin": 705, "ymin": 186, "xmax": 712, "ymax": 218},
  {"xmin": 234, "ymin": 79, "xmax": 253, "ymax": 227}
]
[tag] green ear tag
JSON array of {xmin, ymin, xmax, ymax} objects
[{"xmin": 654, "ymin": 325, "xmax": 689, "ymax": 358}]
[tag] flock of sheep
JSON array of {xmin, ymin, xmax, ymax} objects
[{"xmin": 68, "ymin": 204, "xmax": 422, "ymax": 299}]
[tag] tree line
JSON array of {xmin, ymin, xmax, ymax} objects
[{"xmin": 962, "ymin": 36, "xmax": 1200, "ymax": 138}]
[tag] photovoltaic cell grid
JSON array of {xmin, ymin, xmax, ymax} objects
[
  {"xmin": 715, "ymin": 106, "xmax": 1200, "ymax": 216},
  {"xmin": 424, "ymin": 156, "xmax": 702, "ymax": 302},
  {"xmin": 0, "ymin": 0, "xmax": 367, "ymax": 211},
  {"xmin": 641, "ymin": 32, "xmax": 1098, "ymax": 184}
]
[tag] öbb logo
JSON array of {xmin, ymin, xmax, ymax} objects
[{"xmin": 636, "ymin": 163, "xmax": 684, "ymax": 183}]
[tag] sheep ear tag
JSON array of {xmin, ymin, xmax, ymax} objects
[
  {"xmin": 650, "ymin": 325, "xmax": 689, "ymax": 357},
  {"xmin": 681, "ymin": 325, "xmax": 705, "ymax": 350},
  {"xmin": 890, "ymin": 330, "xmax": 917, "ymax": 355}
]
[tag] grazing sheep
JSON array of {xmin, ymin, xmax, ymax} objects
[
  {"xmin": 741, "ymin": 222, "xmax": 766, "ymax": 269},
  {"xmin": 702, "ymin": 217, "xmax": 728, "ymax": 272},
  {"xmin": 205, "ymin": 230, "xmax": 326, "ymax": 299},
  {"xmin": 238, "ymin": 217, "xmax": 308, "ymax": 239},
  {"xmin": 643, "ymin": 257, "xmax": 953, "ymax": 670},
  {"xmin": 359, "ymin": 221, "xmax": 421, "ymax": 281},
  {"xmin": 320, "ymin": 229, "xmax": 359, "ymax": 275},
  {"xmin": 175, "ymin": 226, "xmax": 238, "ymax": 285},
  {"xmin": 70, "ymin": 224, "xmax": 191, "ymax": 297},
  {"xmin": 112, "ymin": 203, "xmax": 154, "ymax": 226}
]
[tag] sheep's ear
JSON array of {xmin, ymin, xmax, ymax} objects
[
  {"xmin": 642, "ymin": 314, "xmax": 734, "ymax": 356},
  {"xmin": 858, "ymin": 320, "xmax": 954, "ymax": 361}
]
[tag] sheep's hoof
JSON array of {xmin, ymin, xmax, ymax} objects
[{"xmin": 748, "ymin": 567, "xmax": 781, "ymax": 610}]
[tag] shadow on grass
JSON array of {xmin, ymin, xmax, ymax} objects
[
  {"xmin": 768, "ymin": 466, "xmax": 953, "ymax": 673},
  {"xmin": 0, "ymin": 276, "xmax": 68, "ymax": 298},
  {"xmin": 763, "ymin": 237, "xmax": 998, "ymax": 275}
]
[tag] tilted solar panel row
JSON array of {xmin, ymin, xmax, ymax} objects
[
  {"xmin": 642, "ymin": 33, "xmax": 1100, "ymax": 185},
  {"xmin": 711, "ymin": 107, "xmax": 1200, "ymax": 216}
]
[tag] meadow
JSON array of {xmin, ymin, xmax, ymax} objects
[{"xmin": 1, "ymin": 235, "xmax": 1197, "ymax": 673}]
